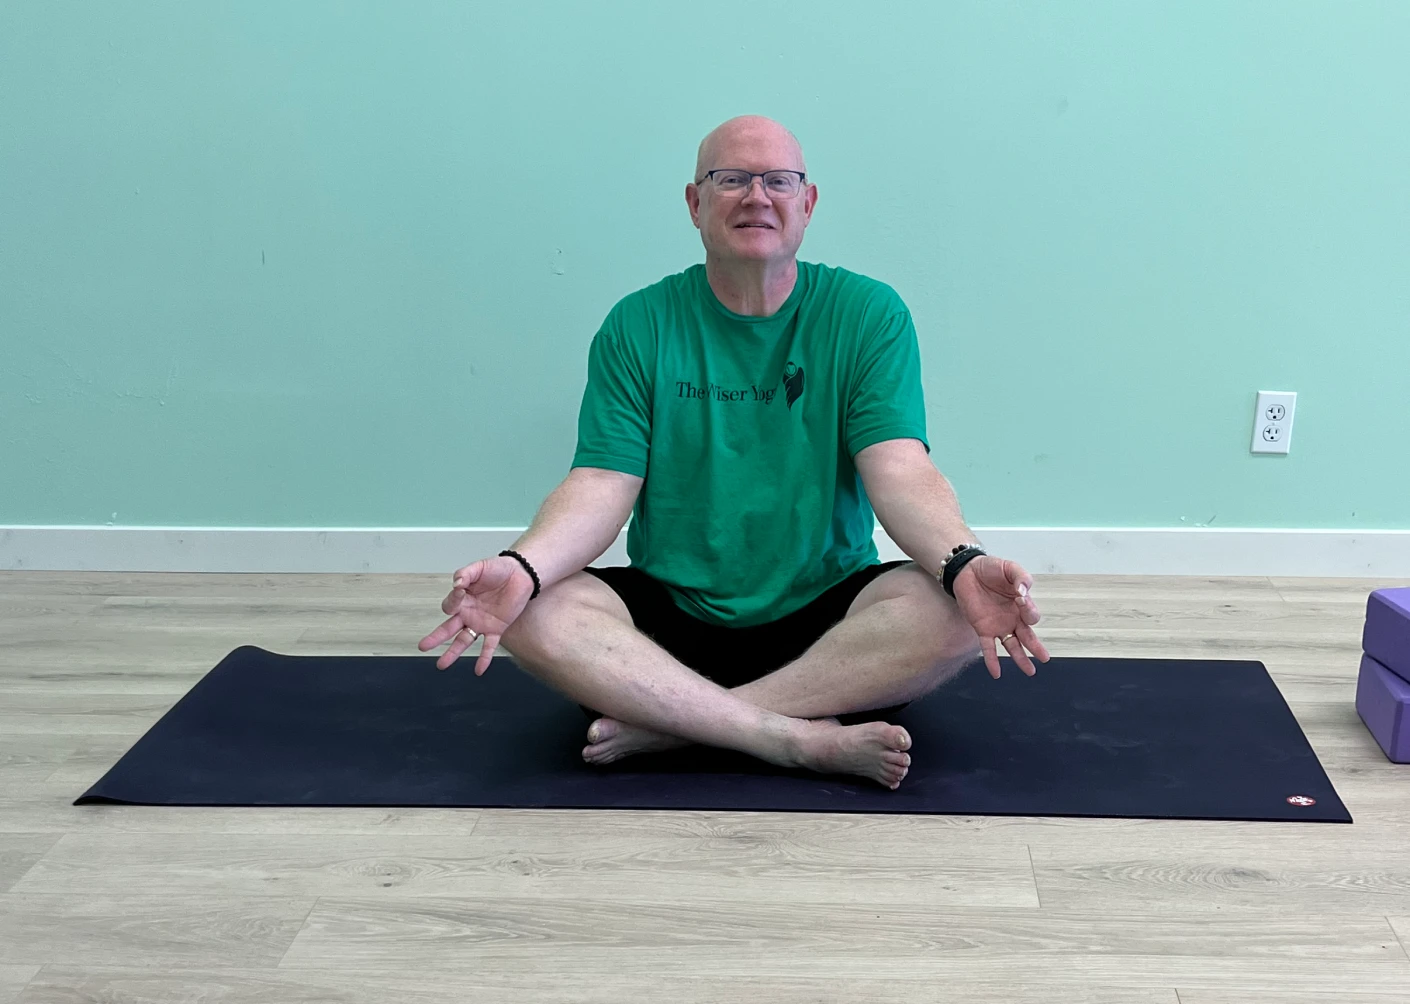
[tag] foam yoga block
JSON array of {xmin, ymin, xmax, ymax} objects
[
  {"xmin": 1356, "ymin": 654, "xmax": 1410, "ymax": 763},
  {"xmin": 1363, "ymin": 587, "xmax": 1410, "ymax": 682}
]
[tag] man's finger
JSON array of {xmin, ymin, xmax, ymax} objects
[
  {"xmin": 474, "ymin": 634, "xmax": 502, "ymax": 676},
  {"xmin": 1003, "ymin": 632, "xmax": 1036, "ymax": 676},
  {"xmin": 418, "ymin": 614, "xmax": 464, "ymax": 652},
  {"xmin": 441, "ymin": 588, "xmax": 466, "ymax": 616},
  {"xmin": 979, "ymin": 635, "xmax": 1001, "ymax": 679},
  {"xmin": 453, "ymin": 559, "xmax": 486, "ymax": 590},
  {"xmin": 1017, "ymin": 623, "xmax": 1052, "ymax": 663},
  {"xmin": 437, "ymin": 627, "xmax": 477, "ymax": 671}
]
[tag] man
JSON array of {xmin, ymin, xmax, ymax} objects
[{"xmin": 419, "ymin": 115, "xmax": 1049, "ymax": 789}]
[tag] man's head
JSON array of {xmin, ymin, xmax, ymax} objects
[{"xmin": 686, "ymin": 115, "xmax": 817, "ymax": 265}]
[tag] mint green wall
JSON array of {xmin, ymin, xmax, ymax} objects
[{"xmin": 3, "ymin": 2, "xmax": 1407, "ymax": 529}]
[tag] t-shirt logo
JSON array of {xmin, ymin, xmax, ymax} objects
[{"xmin": 783, "ymin": 362, "xmax": 806, "ymax": 410}]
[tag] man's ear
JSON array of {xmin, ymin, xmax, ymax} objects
[
  {"xmin": 802, "ymin": 183, "xmax": 818, "ymax": 226},
  {"xmin": 685, "ymin": 183, "xmax": 701, "ymax": 229}
]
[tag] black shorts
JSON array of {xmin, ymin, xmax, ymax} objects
[{"xmin": 581, "ymin": 559, "xmax": 912, "ymax": 725}]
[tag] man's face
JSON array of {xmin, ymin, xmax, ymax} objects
[{"xmin": 686, "ymin": 125, "xmax": 817, "ymax": 264}]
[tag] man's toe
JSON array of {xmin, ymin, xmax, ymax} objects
[
  {"xmin": 586, "ymin": 717, "xmax": 620, "ymax": 745},
  {"xmin": 583, "ymin": 742, "xmax": 616, "ymax": 764}
]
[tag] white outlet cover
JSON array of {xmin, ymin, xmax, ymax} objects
[{"xmin": 1251, "ymin": 390, "xmax": 1297, "ymax": 454}]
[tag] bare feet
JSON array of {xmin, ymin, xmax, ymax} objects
[
  {"xmin": 791, "ymin": 719, "xmax": 912, "ymax": 790},
  {"xmin": 582, "ymin": 717, "xmax": 689, "ymax": 765},
  {"xmin": 583, "ymin": 715, "xmax": 912, "ymax": 790},
  {"xmin": 583, "ymin": 715, "xmax": 849, "ymax": 766}
]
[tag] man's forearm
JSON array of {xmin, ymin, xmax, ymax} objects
[
  {"xmin": 868, "ymin": 465, "xmax": 980, "ymax": 578},
  {"xmin": 510, "ymin": 467, "xmax": 642, "ymax": 591}
]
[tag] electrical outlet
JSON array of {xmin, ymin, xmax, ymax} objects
[{"xmin": 1251, "ymin": 391, "xmax": 1296, "ymax": 454}]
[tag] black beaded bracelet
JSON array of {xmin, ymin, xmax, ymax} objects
[
  {"xmin": 499, "ymin": 549, "xmax": 541, "ymax": 600},
  {"xmin": 940, "ymin": 545, "xmax": 986, "ymax": 597}
]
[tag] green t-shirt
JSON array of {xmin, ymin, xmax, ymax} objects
[{"xmin": 572, "ymin": 261, "xmax": 929, "ymax": 627}]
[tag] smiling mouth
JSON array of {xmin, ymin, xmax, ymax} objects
[{"xmin": 735, "ymin": 223, "xmax": 774, "ymax": 229}]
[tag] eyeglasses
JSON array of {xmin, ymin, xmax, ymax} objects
[{"xmin": 696, "ymin": 169, "xmax": 807, "ymax": 199}]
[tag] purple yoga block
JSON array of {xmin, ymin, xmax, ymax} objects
[
  {"xmin": 1363, "ymin": 588, "xmax": 1410, "ymax": 683},
  {"xmin": 1356, "ymin": 654, "xmax": 1410, "ymax": 763}
]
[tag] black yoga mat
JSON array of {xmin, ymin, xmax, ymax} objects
[{"xmin": 77, "ymin": 646, "xmax": 1350, "ymax": 822}]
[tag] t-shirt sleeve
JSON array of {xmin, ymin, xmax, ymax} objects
[
  {"xmin": 845, "ymin": 309, "xmax": 930, "ymax": 457},
  {"xmin": 570, "ymin": 318, "xmax": 652, "ymax": 478}
]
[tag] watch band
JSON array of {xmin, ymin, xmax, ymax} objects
[{"xmin": 940, "ymin": 544, "xmax": 986, "ymax": 597}]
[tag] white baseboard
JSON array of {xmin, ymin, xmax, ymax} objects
[{"xmin": 2, "ymin": 525, "xmax": 1408, "ymax": 577}]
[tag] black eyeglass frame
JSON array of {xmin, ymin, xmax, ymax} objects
[{"xmin": 694, "ymin": 168, "xmax": 808, "ymax": 195}]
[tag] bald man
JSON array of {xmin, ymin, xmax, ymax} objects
[{"xmin": 420, "ymin": 116, "xmax": 1049, "ymax": 789}]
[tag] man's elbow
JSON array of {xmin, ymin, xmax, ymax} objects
[{"xmin": 856, "ymin": 438, "xmax": 938, "ymax": 494}]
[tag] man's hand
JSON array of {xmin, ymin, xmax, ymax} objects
[
  {"xmin": 952, "ymin": 556, "xmax": 1051, "ymax": 679},
  {"xmin": 418, "ymin": 556, "xmax": 535, "ymax": 675}
]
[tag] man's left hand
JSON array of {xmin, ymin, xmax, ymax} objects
[{"xmin": 952, "ymin": 556, "xmax": 1051, "ymax": 679}]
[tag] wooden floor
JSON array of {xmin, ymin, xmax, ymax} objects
[{"xmin": 1, "ymin": 571, "xmax": 1409, "ymax": 1003}]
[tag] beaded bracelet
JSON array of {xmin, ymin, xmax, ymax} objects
[{"xmin": 498, "ymin": 549, "xmax": 542, "ymax": 600}]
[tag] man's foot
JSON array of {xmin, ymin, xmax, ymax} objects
[
  {"xmin": 791, "ymin": 719, "xmax": 912, "ymax": 790},
  {"xmin": 582, "ymin": 714, "xmax": 913, "ymax": 790},
  {"xmin": 582, "ymin": 715, "xmax": 848, "ymax": 766},
  {"xmin": 583, "ymin": 717, "xmax": 690, "ymax": 765}
]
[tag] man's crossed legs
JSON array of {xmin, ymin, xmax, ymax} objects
[{"xmin": 498, "ymin": 560, "xmax": 982, "ymax": 789}]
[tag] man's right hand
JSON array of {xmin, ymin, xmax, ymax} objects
[{"xmin": 417, "ymin": 556, "xmax": 535, "ymax": 675}]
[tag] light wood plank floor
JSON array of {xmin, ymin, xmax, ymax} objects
[{"xmin": 2, "ymin": 570, "xmax": 1409, "ymax": 1003}]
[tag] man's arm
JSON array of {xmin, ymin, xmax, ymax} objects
[
  {"xmin": 507, "ymin": 466, "xmax": 643, "ymax": 591},
  {"xmin": 421, "ymin": 465, "xmax": 641, "ymax": 673},
  {"xmin": 856, "ymin": 436, "xmax": 1050, "ymax": 678},
  {"xmin": 853, "ymin": 438, "xmax": 979, "ymax": 578}
]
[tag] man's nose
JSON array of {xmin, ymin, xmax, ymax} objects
[{"xmin": 740, "ymin": 177, "xmax": 771, "ymax": 205}]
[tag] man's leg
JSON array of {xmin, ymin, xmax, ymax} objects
[
  {"xmin": 583, "ymin": 562, "xmax": 981, "ymax": 760},
  {"xmin": 737, "ymin": 562, "xmax": 981, "ymax": 716},
  {"xmin": 499, "ymin": 572, "xmax": 913, "ymax": 788}
]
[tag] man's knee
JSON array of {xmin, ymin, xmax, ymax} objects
[
  {"xmin": 501, "ymin": 570, "xmax": 631, "ymax": 660},
  {"xmin": 881, "ymin": 587, "xmax": 982, "ymax": 680}
]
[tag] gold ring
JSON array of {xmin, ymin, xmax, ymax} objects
[{"xmin": 1001, "ymin": 633, "xmax": 1016, "ymax": 643}]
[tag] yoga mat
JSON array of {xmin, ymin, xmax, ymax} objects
[{"xmin": 77, "ymin": 646, "xmax": 1350, "ymax": 822}]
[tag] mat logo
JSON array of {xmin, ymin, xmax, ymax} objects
[
  {"xmin": 783, "ymin": 362, "xmax": 805, "ymax": 410},
  {"xmin": 1285, "ymin": 795, "xmax": 1317, "ymax": 806}
]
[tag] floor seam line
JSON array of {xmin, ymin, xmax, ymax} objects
[
  {"xmin": 14, "ymin": 964, "xmax": 43, "ymax": 1002},
  {"xmin": 1389, "ymin": 915, "xmax": 1410, "ymax": 962},
  {"xmin": 274, "ymin": 895, "xmax": 323, "ymax": 969},
  {"xmin": 1025, "ymin": 844, "xmax": 1041, "ymax": 908}
]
